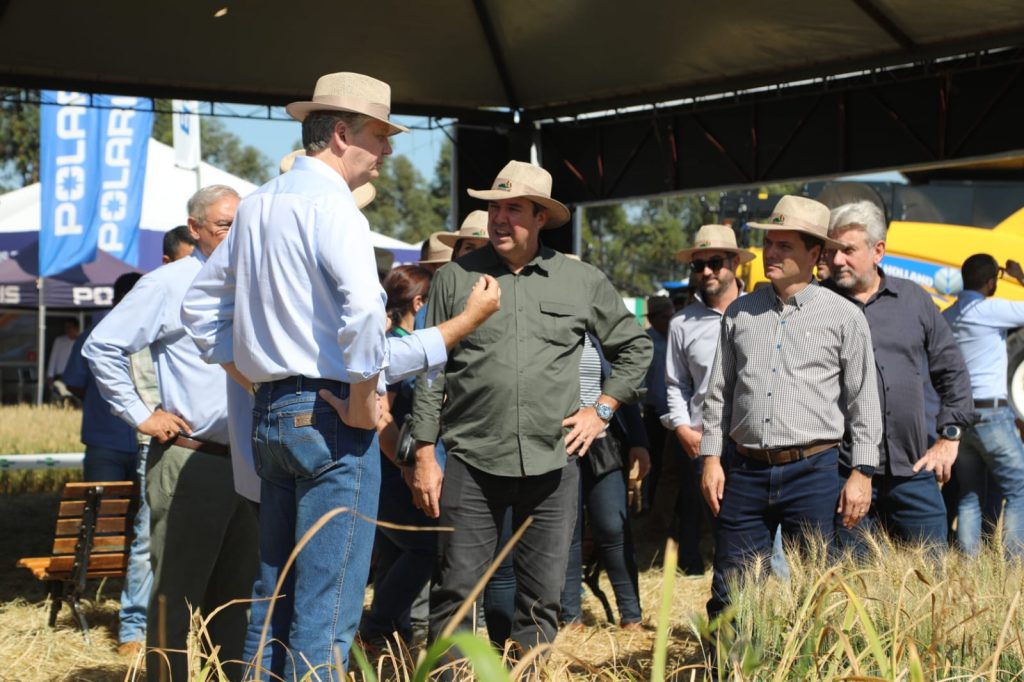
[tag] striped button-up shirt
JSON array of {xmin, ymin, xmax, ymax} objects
[{"xmin": 699, "ymin": 280, "xmax": 882, "ymax": 468}]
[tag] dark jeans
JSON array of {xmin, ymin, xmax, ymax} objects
[
  {"xmin": 707, "ymin": 447, "xmax": 841, "ymax": 621},
  {"xmin": 360, "ymin": 464, "xmax": 439, "ymax": 642},
  {"xmin": 483, "ymin": 510, "xmax": 516, "ymax": 646},
  {"xmin": 429, "ymin": 456, "xmax": 578, "ymax": 651},
  {"xmin": 834, "ymin": 468, "xmax": 948, "ymax": 557},
  {"xmin": 561, "ymin": 460, "xmax": 641, "ymax": 624},
  {"xmin": 673, "ymin": 440, "xmax": 708, "ymax": 574},
  {"xmin": 642, "ymin": 408, "xmax": 667, "ymax": 509}
]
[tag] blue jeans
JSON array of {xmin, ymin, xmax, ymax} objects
[
  {"xmin": 83, "ymin": 444, "xmax": 136, "ymax": 482},
  {"xmin": 955, "ymin": 406, "xmax": 1024, "ymax": 557},
  {"xmin": 561, "ymin": 461, "xmax": 641, "ymax": 624},
  {"xmin": 119, "ymin": 443, "xmax": 153, "ymax": 643},
  {"xmin": 708, "ymin": 447, "xmax": 841, "ymax": 620},
  {"xmin": 244, "ymin": 379, "xmax": 381, "ymax": 679},
  {"xmin": 835, "ymin": 468, "xmax": 948, "ymax": 557}
]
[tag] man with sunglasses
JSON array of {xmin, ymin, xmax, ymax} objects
[
  {"xmin": 663, "ymin": 225, "xmax": 754, "ymax": 573},
  {"xmin": 944, "ymin": 254, "xmax": 1024, "ymax": 557}
]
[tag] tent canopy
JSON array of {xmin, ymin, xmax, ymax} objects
[
  {"xmin": 1, "ymin": 1, "xmax": 1023, "ymax": 120},
  {"xmin": 0, "ymin": 241, "xmax": 141, "ymax": 309}
]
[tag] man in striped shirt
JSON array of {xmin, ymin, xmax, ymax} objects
[{"xmin": 699, "ymin": 195, "xmax": 883, "ymax": 622}]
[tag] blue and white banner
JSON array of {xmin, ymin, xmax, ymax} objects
[
  {"xmin": 39, "ymin": 91, "xmax": 153, "ymax": 276},
  {"xmin": 172, "ymin": 99, "xmax": 201, "ymax": 170}
]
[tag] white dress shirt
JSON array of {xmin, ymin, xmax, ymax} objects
[
  {"xmin": 181, "ymin": 154, "xmax": 446, "ymax": 386},
  {"xmin": 84, "ymin": 252, "xmax": 230, "ymax": 444}
]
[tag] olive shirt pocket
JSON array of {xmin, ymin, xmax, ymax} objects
[{"xmin": 538, "ymin": 300, "xmax": 582, "ymax": 345}]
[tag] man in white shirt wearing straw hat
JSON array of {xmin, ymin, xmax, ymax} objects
[
  {"xmin": 181, "ymin": 72, "xmax": 501, "ymax": 679},
  {"xmin": 698, "ymin": 195, "xmax": 882, "ymax": 626},
  {"xmin": 408, "ymin": 160, "xmax": 652, "ymax": 654}
]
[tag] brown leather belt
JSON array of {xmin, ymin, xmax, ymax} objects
[
  {"xmin": 171, "ymin": 434, "xmax": 229, "ymax": 457},
  {"xmin": 735, "ymin": 441, "xmax": 838, "ymax": 465},
  {"xmin": 974, "ymin": 398, "xmax": 1007, "ymax": 409}
]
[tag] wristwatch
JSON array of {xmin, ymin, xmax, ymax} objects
[
  {"xmin": 941, "ymin": 424, "xmax": 963, "ymax": 441},
  {"xmin": 853, "ymin": 464, "xmax": 876, "ymax": 477},
  {"xmin": 594, "ymin": 401, "xmax": 615, "ymax": 422}
]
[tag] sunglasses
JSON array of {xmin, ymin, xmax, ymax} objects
[{"xmin": 691, "ymin": 256, "xmax": 727, "ymax": 272}]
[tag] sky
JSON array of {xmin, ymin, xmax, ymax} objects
[{"xmin": 218, "ymin": 109, "xmax": 448, "ymax": 182}]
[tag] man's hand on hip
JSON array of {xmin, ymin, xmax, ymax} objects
[
  {"xmin": 838, "ymin": 469, "xmax": 873, "ymax": 529},
  {"xmin": 562, "ymin": 406, "xmax": 607, "ymax": 456},
  {"xmin": 407, "ymin": 442, "xmax": 444, "ymax": 519},
  {"xmin": 701, "ymin": 456, "xmax": 726, "ymax": 516},
  {"xmin": 318, "ymin": 379, "xmax": 380, "ymax": 430},
  {"xmin": 138, "ymin": 409, "xmax": 192, "ymax": 444},
  {"xmin": 912, "ymin": 438, "xmax": 958, "ymax": 483},
  {"xmin": 675, "ymin": 424, "xmax": 703, "ymax": 459}
]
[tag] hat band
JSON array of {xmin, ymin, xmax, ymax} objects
[
  {"xmin": 491, "ymin": 179, "xmax": 551, "ymax": 199},
  {"xmin": 764, "ymin": 213, "xmax": 826, "ymax": 235},
  {"xmin": 310, "ymin": 94, "xmax": 392, "ymax": 121}
]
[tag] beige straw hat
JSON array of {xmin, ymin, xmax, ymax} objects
[
  {"xmin": 286, "ymin": 72, "xmax": 409, "ymax": 135},
  {"xmin": 279, "ymin": 149, "xmax": 376, "ymax": 209},
  {"xmin": 467, "ymin": 161, "xmax": 570, "ymax": 229},
  {"xmin": 418, "ymin": 232, "xmax": 454, "ymax": 265},
  {"xmin": 675, "ymin": 224, "xmax": 756, "ymax": 264},
  {"xmin": 437, "ymin": 210, "xmax": 490, "ymax": 247},
  {"xmin": 747, "ymin": 195, "xmax": 844, "ymax": 249}
]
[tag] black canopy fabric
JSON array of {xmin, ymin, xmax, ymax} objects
[
  {"xmin": 1, "ymin": 1, "xmax": 1022, "ymax": 119},
  {"xmin": 0, "ymin": 241, "xmax": 141, "ymax": 309}
]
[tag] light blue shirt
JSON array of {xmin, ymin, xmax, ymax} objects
[
  {"xmin": 181, "ymin": 154, "xmax": 446, "ymax": 386},
  {"xmin": 663, "ymin": 298, "xmax": 726, "ymax": 430},
  {"xmin": 227, "ymin": 378, "xmax": 260, "ymax": 502},
  {"xmin": 943, "ymin": 289, "xmax": 1024, "ymax": 400},
  {"xmin": 84, "ymin": 252, "xmax": 230, "ymax": 445}
]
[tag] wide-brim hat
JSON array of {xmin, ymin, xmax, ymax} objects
[
  {"xmin": 437, "ymin": 210, "xmax": 490, "ymax": 247},
  {"xmin": 418, "ymin": 232, "xmax": 454, "ymax": 265},
  {"xmin": 675, "ymin": 224, "xmax": 756, "ymax": 264},
  {"xmin": 747, "ymin": 195, "xmax": 845, "ymax": 249},
  {"xmin": 279, "ymin": 149, "xmax": 376, "ymax": 209},
  {"xmin": 286, "ymin": 72, "xmax": 409, "ymax": 135},
  {"xmin": 467, "ymin": 160, "xmax": 570, "ymax": 229}
]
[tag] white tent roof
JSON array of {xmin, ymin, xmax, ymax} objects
[{"xmin": 0, "ymin": 138, "xmax": 419, "ymax": 252}]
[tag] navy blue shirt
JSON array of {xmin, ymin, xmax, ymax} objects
[
  {"xmin": 63, "ymin": 317, "xmax": 138, "ymax": 454},
  {"xmin": 828, "ymin": 271, "xmax": 974, "ymax": 476}
]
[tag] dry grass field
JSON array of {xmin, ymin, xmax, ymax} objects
[{"xmin": 1, "ymin": 406, "xmax": 1022, "ymax": 681}]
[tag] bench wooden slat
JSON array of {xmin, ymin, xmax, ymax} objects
[
  {"xmin": 21, "ymin": 553, "xmax": 130, "ymax": 575},
  {"xmin": 51, "ymin": 535, "xmax": 132, "ymax": 555},
  {"xmin": 55, "ymin": 516, "xmax": 129, "ymax": 536},
  {"xmin": 58, "ymin": 498, "xmax": 133, "ymax": 518},
  {"xmin": 59, "ymin": 482, "xmax": 136, "ymax": 499}
]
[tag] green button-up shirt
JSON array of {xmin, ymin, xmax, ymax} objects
[{"xmin": 409, "ymin": 244, "xmax": 652, "ymax": 477}]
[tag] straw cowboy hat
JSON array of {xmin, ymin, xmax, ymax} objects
[
  {"xmin": 675, "ymin": 224, "xmax": 756, "ymax": 264},
  {"xmin": 418, "ymin": 232, "xmax": 454, "ymax": 265},
  {"xmin": 279, "ymin": 149, "xmax": 376, "ymax": 209},
  {"xmin": 437, "ymin": 211, "xmax": 490, "ymax": 247},
  {"xmin": 286, "ymin": 72, "xmax": 409, "ymax": 135},
  {"xmin": 747, "ymin": 195, "xmax": 845, "ymax": 249},
  {"xmin": 467, "ymin": 161, "xmax": 570, "ymax": 229}
]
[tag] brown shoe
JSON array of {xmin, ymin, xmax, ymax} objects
[
  {"xmin": 620, "ymin": 621, "xmax": 646, "ymax": 633},
  {"xmin": 117, "ymin": 640, "xmax": 144, "ymax": 658}
]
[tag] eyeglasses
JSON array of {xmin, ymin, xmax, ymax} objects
[
  {"xmin": 998, "ymin": 266, "xmax": 1006, "ymax": 279},
  {"xmin": 691, "ymin": 256, "xmax": 727, "ymax": 272}
]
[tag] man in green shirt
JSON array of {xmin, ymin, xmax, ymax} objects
[{"xmin": 408, "ymin": 160, "xmax": 652, "ymax": 651}]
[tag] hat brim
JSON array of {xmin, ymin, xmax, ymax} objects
[
  {"xmin": 746, "ymin": 222, "xmax": 845, "ymax": 250},
  {"xmin": 285, "ymin": 101, "xmax": 409, "ymax": 135},
  {"xmin": 436, "ymin": 232, "xmax": 489, "ymax": 248},
  {"xmin": 675, "ymin": 246, "xmax": 757, "ymax": 265},
  {"xmin": 465, "ymin": 189, "xmax": 570, "ymax": 229}
]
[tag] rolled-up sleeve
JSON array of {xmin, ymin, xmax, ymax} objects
[
  {"xmin": 383, "ymin": 327, "xmax": 447, "ymax": 384},
  {"xmin": 316, "ymin": 198, "xmax": 387, "ymax": 384},
  {"xmin": 84, "ymin": 276, "xmax": 171, "ymax": 428},
  {"xmin": 182, "ymin": 235, "xmax": 236, "ymax": 365}
]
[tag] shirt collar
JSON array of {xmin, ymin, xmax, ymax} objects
[
  {"xmin": 775, "ymin": 278, "xmax": 819, "ymax": 309},
  {"xmin": 958, "ymin": 289, "xmax": 985, "ymax": 303},
  {"xmin": 291, "ymin": 154, "xmax": 352, "ymax": 194}
]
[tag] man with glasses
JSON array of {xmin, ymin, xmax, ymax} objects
[
  {"xmin": 944, "ymin": 254, "xmax": 1024, "ymax": 557},
  {"xmin": 663, "ymin": 225, "xmax": 754, "ymax": 574}
]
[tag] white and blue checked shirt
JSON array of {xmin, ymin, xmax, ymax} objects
[{"xmin": 699, "ymin": 280, "xmax": 882, "ymax": 468}]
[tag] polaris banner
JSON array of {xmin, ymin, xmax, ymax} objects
[{"xmin": 39, "ymin": 91, "xmax": 153, "ymax": 276}]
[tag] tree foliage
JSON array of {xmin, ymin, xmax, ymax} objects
[{"xmin": 363, "ymin": 139, "xmax": 452, "ymax": 244}]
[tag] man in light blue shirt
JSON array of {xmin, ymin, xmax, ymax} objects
[
  {"xmin": 180, "ymin": 72, "xmax": 500, "ymax": 679},
  {"xmin": 944, "ymin": 254, "xmax": 1024, "ymax": 557},
  {"xmin": 85, "ymin": 185, "xmax": 258, "ymax": 682}
]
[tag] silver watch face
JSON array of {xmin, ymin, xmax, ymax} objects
[
  {"xmin": 942, "ymin": 425, "xmax": 962, "ymax": 441},
  {"xmin": 596, "ymin": 403, "xmax": 613, "ymax": 420}
]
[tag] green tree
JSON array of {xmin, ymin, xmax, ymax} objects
[{"xmin": 363, "ymin": 154, "xmax": 445, "ymax": 243}]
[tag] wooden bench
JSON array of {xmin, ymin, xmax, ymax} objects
[{"xmin": 17, "ymin": 481, "xmax": 138, "ymax": 642}]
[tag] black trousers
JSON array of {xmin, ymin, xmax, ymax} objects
[{"xmin": 429, "ymin": 455, "xmax": 578, "ymax": 651}]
